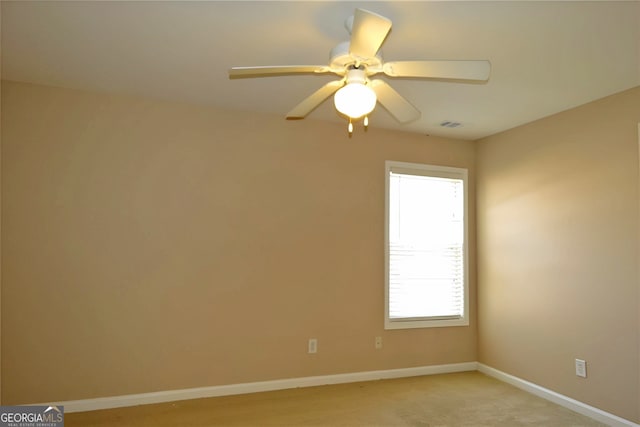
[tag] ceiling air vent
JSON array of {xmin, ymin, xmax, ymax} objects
[{"xmin": 440, "ymin": 121, "xmax": 462, "ymax": 128}]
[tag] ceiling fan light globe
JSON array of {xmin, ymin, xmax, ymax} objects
[{"xmin": 334, "ymin": 83, "xmax": 377, "ymax": 119}]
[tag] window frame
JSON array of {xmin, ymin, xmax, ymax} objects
[{"xmin": 384, "ymin": 161, "xmax": 470, "ymax": 330}]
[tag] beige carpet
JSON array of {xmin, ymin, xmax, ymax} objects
[{"xmin": 66, "ymin": 371, "xmax": 606, "ymax": 426}]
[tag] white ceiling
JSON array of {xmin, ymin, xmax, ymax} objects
[{"xmin": 2, "ymin": 1, "xmax": 639, "ymax": 140}]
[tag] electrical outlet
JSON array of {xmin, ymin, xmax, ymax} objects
[
  {"xmin": 575, "ymin": 359, "xmax": 587, "ymax": 378},
  {"xmin": 308, "ymin": 338, "xmax": 318, "ymax": 354},
  {"xmin": 375, "ymin": 336, "xmax": 382, "ymax": 349}
]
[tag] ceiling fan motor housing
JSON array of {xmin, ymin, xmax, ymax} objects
[{"xmin": 329, "ymin": 41, "xmax": 383, "ymax": 72}]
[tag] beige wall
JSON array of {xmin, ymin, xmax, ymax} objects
[
  {"xmin": 0, "ymin": 4, "xmax": 3, "ymax": 401},
  {"xmin": 0, "ymin": 80, "xmax": 477, "ymax": 404},
  {"xmin": 477, "ymin": 86, "xmax": 640, "ymax": 422}
]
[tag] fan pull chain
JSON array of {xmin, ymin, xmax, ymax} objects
[
  {"xmin": 348, "ymin": 119, "xmax": 353, "ymax": 136},
  {"xmin": 364, "ymin": 115, "xmax": 369, "ymax": 130}
]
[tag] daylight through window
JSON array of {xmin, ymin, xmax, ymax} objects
[{"xmin": 385, "ymin": 161, "xmax": 468, "ymax": 329}]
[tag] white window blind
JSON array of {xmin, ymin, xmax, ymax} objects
[{"xmin": 385, "ymin": 162, "xmax": 468, "ymax": 329}]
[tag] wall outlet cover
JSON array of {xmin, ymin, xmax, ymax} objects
[
  {"xmin": 575, "ymin": 359, "xmax": 587, "ymax": 378},
  {"xmin": 308, "ymin": 338, "xmax": 318, "ymax": 354}
]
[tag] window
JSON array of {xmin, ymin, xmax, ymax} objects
[{"xmin": 385, "ymin": 161, "xmax": 469, "ymax": 329}]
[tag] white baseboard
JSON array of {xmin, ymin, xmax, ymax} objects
[
  {"xmin": 477, "ymin": 363, "xmax": 640, "ymax": 427},
  {"xmin": 38, "ymin": 361, "xmax": 639, "ymax": 426},
  {"xmin": 42, "ymin": 361, "xmax": 478, "ymax": 413}
]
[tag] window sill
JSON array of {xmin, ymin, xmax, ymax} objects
[{"xmin": 384, "ymin": 317, "xmax": 469, "ymax": 330}]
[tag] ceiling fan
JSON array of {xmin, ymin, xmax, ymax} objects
[{"xmin": 229, "ymin": 8, "xmax": 491, "ymax": 134}]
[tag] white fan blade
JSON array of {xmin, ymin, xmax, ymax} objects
[
  {"xmin": 383, "ymin": 60, "xmax": 491, "ymax": 82},
  {"xmin": 370, "ymin": 80, "xmax": 420, "ymax": 123},
  {"xmin": 286, "ymin": 80, "xmax": 344, "ymax": 120},
  {"xmin": 229, "ymin": 65, "xmax": 331, "ymax": 79},
  {"xmin": 349, "ymin": 9, "xmax": 392, "ymax": 60}
]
